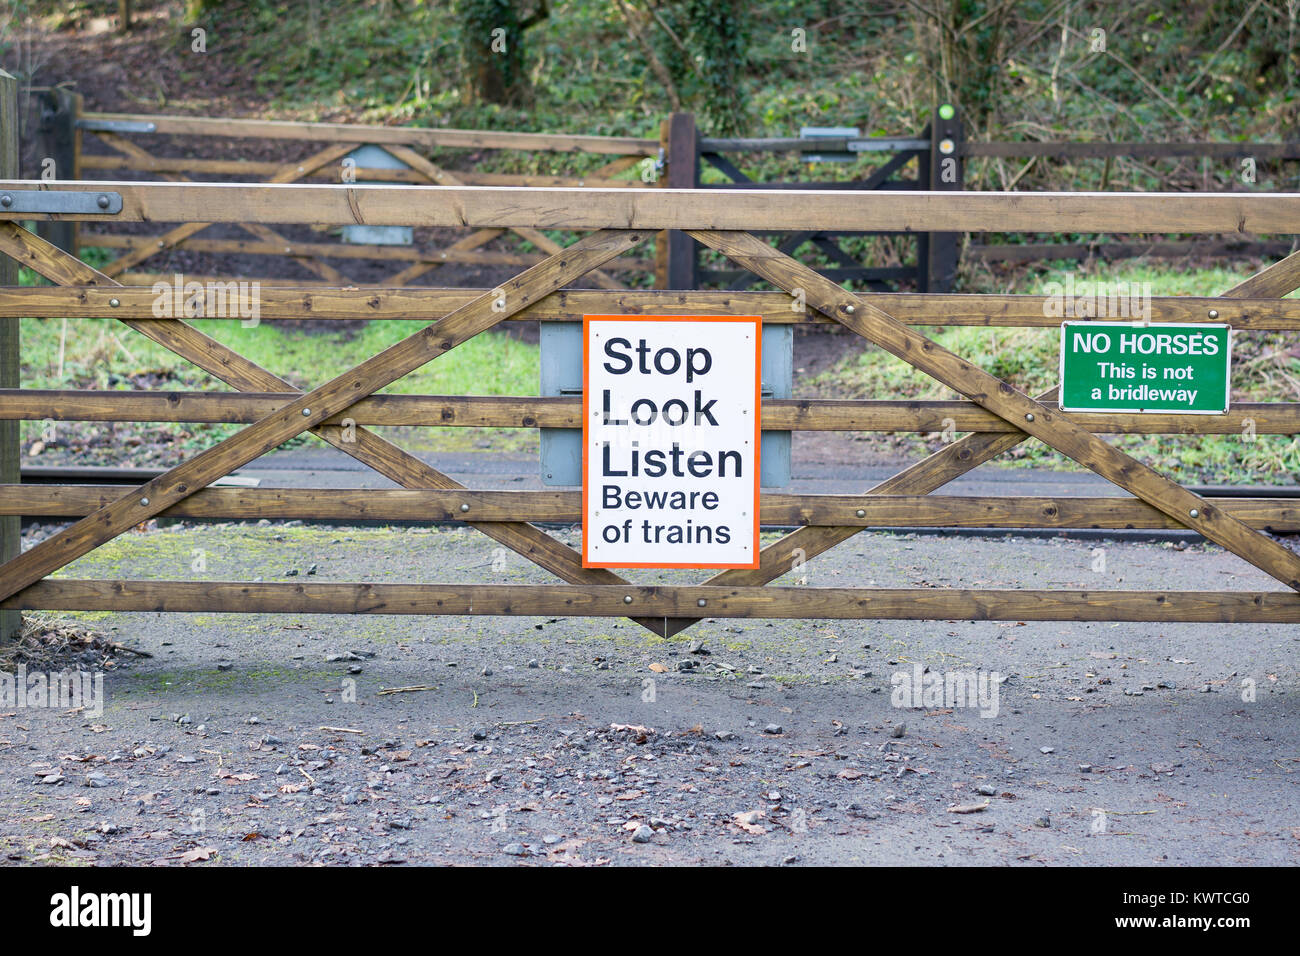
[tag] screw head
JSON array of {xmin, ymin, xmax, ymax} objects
[
  {"xmin": 1026, "ymin": 413, "xmax": 1035, "ymax": 422},
  {"xmin": 844, "ymin": 304, "xmax": 856, "ymax": 314},
  {"xmin": 139, "ymin": 497, "xmax": 150, "ymax": 506},
  {"xmin": 1208, "ymin": 309, "xmax": 1219, "ymax": 319},
  {"xmin": 108, "ymin": 298, "xmax": 120, "ymax": 308},
  {"xmin": 697, "ymin": 599, "xmax": 707, "ymax": 607},
  {"xmin": 1189, "ymin": 508, "xmax": 1200, "ymax": 519},
  {"xmin": 0, "ymin": 194, "xmax": 11, "ymax": 208},
  {"xmin": 459, "ymin": 503, "xmax": 470, "ymax": 513},
  {"xmin": 855, "ymin": 509, "xmax": 866, "ymax": 518},
  {"xmin": 301, "ymin": 408, "xmax": 311, "ymax": 416},
  {"xmin": 97, "ymin": 194, "xmax": 110, "ymax": 209},
  {"xmin": 623, "ymin": 595, "xmax": 633, "ymax": 605}
]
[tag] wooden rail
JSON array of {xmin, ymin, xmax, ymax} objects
[
  {"xmin": 11, "ymin": 181, "xmax": 1300, "ymax": 233},
  {"xmin": 79, "ymin": 111, "xmax": 659, "ymax": 155},
  {"xmin": 2, "ymin": 181, "xmax": 1299, "ymax": 633},
  {"xmin": 3, "ymin": 392, "xmax": 1299, "ymax": 435}
]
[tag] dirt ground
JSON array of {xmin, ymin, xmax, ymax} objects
[{"xmin": 2, "ymin": 520, "xmax": 1297, "ymax": 867}]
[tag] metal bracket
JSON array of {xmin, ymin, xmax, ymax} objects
[
  {"xmin": 846, "ymin": 138, "xmax": 930, "ymax": 153},
  {"xmin": 76, "ymin": 118, "xmax": 158, "ymax": 133},
  {"xmin": 0, "ymin": 190, "xmax": 123, "ymax": 215}
]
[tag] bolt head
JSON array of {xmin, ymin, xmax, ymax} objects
[
  {"xmin": 108, "ymin": 298, "xmax": 120, "ymax": 308},
  {"xmin": 1026, "ymin": 413, "xmax": 1035, "ymax": 422},
  {"xmin": 0, "ymin": 194, "xmax": 11, "ymax": 208},
  {"xmin": 1189, "ymin": 509, "xmax": 1200, "ymax": 518},
  {"xmin": 97, "ymin": 194, "xmax": 110, "ymax": 209},
  {"xmin": 843, "ymin": 304, "xmax": 855, "ymax": 314},
  {"xmin": 623, "ymin": 595, "xmax": 633, "ymax": 605},
  {"xmin": 139, "ymin": 497, "xmax": 149, "ymax": 506},
  {"xmin": 301, "ymin": 408, "xmax": 311, "ymax": 416},
  {"xmin": 855, "ymin": 509, "xmax": 866, "ymax": 518},
  {"xmin": 459, "ymin": 503, "xmax": 470, "ymax": 513},
  {"xmin": 697, "ymin": 599, "xmax": 707, "ymax": 607},
  {"xmin": 1208, "ymin": 309, "xmax": 1219, "ymax": 319}
]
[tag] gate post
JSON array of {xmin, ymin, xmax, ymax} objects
[
  {"xmin": 0, "ymin": 70, "xmax": 22, "ymax": 641},
  {"xmin": 926, "ymin": 103, "xmax": 963, "ymax": 292},
  {"xmin": 35, "ymin": 88, "xmax": 81, "ymax": 255},
  {"xmin": 656, "ymin": 111, "xmax": 697, "ymax": 289}
]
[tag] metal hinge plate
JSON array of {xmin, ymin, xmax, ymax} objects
[{"xmin": 0, "ymin": 190, "xmax": 123, "ymax": 215}]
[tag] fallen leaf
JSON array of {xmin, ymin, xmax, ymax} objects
[
  {"xmin": 610, "ymin": 724, "xmax": 653, "ymax": 735},
  {"xmin": 179, "ymin": 846, "xmax": 216, "ymax": 864},
  {"xmin": 217, "ymin": 770, "xmax": 259, "ymax": 782},
  {"xmin": 732, "ymin": 810, "xmax": 767, "ymax": 835},
  {"xmin": 947, "ymin": 800, "xmax": 991, "ymax": 814}
]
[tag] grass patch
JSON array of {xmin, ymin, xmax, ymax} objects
[{"xmin": 18, "ymin": 264, "xmax": 542, "ymax": 457}]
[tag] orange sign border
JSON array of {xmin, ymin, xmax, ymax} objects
[{"xmin": 581, "ymin": 315, "xmax": 762, "ymax": 570}]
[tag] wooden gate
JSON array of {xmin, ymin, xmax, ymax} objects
[
  {"xmin": 34, "ymin": 97, "xmax": 656, "ymax": 289},
  {"xmin": 3, "ymin": 180, "xmax": 1300, "ymax": 633}
]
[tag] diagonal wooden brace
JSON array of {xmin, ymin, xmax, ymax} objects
[
  {"xmin": 382, "ymin": 144, "xmax": 627, "ymax": 291},
  {"xmin": 96, "ymin": 140, "xmax": 361, "ymax": 277},
  {"xmin": 689, "ymin": 229, "xmax": 1300, "ymax": 592},
  {"xmin": 0, "ymin": 223, "xmax": 668, "ymax": 633},
  {"xmin": 0, "ymin": 228, "xmax": 648, "ymax": 602},
  {"xmin": 669, "ymin": 244, "xmax": 1300, "ymax": 636}
]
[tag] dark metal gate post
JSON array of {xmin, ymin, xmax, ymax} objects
[
  {"xmin": 35, "ymin": 88, "xmax": 81, "ymax": 255},
  {"xmin": 926, "ymin": 103, "xmax": 963, "ymax": 292},
  {"xmin": 657, "ymin": 111, "xmax": 697, "ymax": 289}
]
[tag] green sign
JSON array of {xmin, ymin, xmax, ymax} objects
[{"xmin": 1059, "ymin": 322, "xmax": 1231, "ymax": 414}]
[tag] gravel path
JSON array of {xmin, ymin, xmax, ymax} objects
[{"xmin": 2, "ymin": 522, "xmax": 1297, "ymax": 866}]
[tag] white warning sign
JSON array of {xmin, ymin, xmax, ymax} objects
[{"xmin": 582, "ymin": 315, "xmax": 761, "ymax": 569}]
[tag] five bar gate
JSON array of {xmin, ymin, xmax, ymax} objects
[{"xmin": 2, "ymin": 180, "xmax": 1300, "ymax": 632}]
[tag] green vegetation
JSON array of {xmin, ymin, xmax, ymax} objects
[
  {"xmin": 811, "ymin": 262, "xmax": 1300, "ymax": 484},
  {"xmin": 19, "ymin": 309, "xmax": 538, "ymax": 397},
  {"xmin": 17, "ymin": 252, "xmax": 540, "ymax": 454},
  {"xmin": 17, "ymin": 1, "xmax": 1298, "ymax": 191}
]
